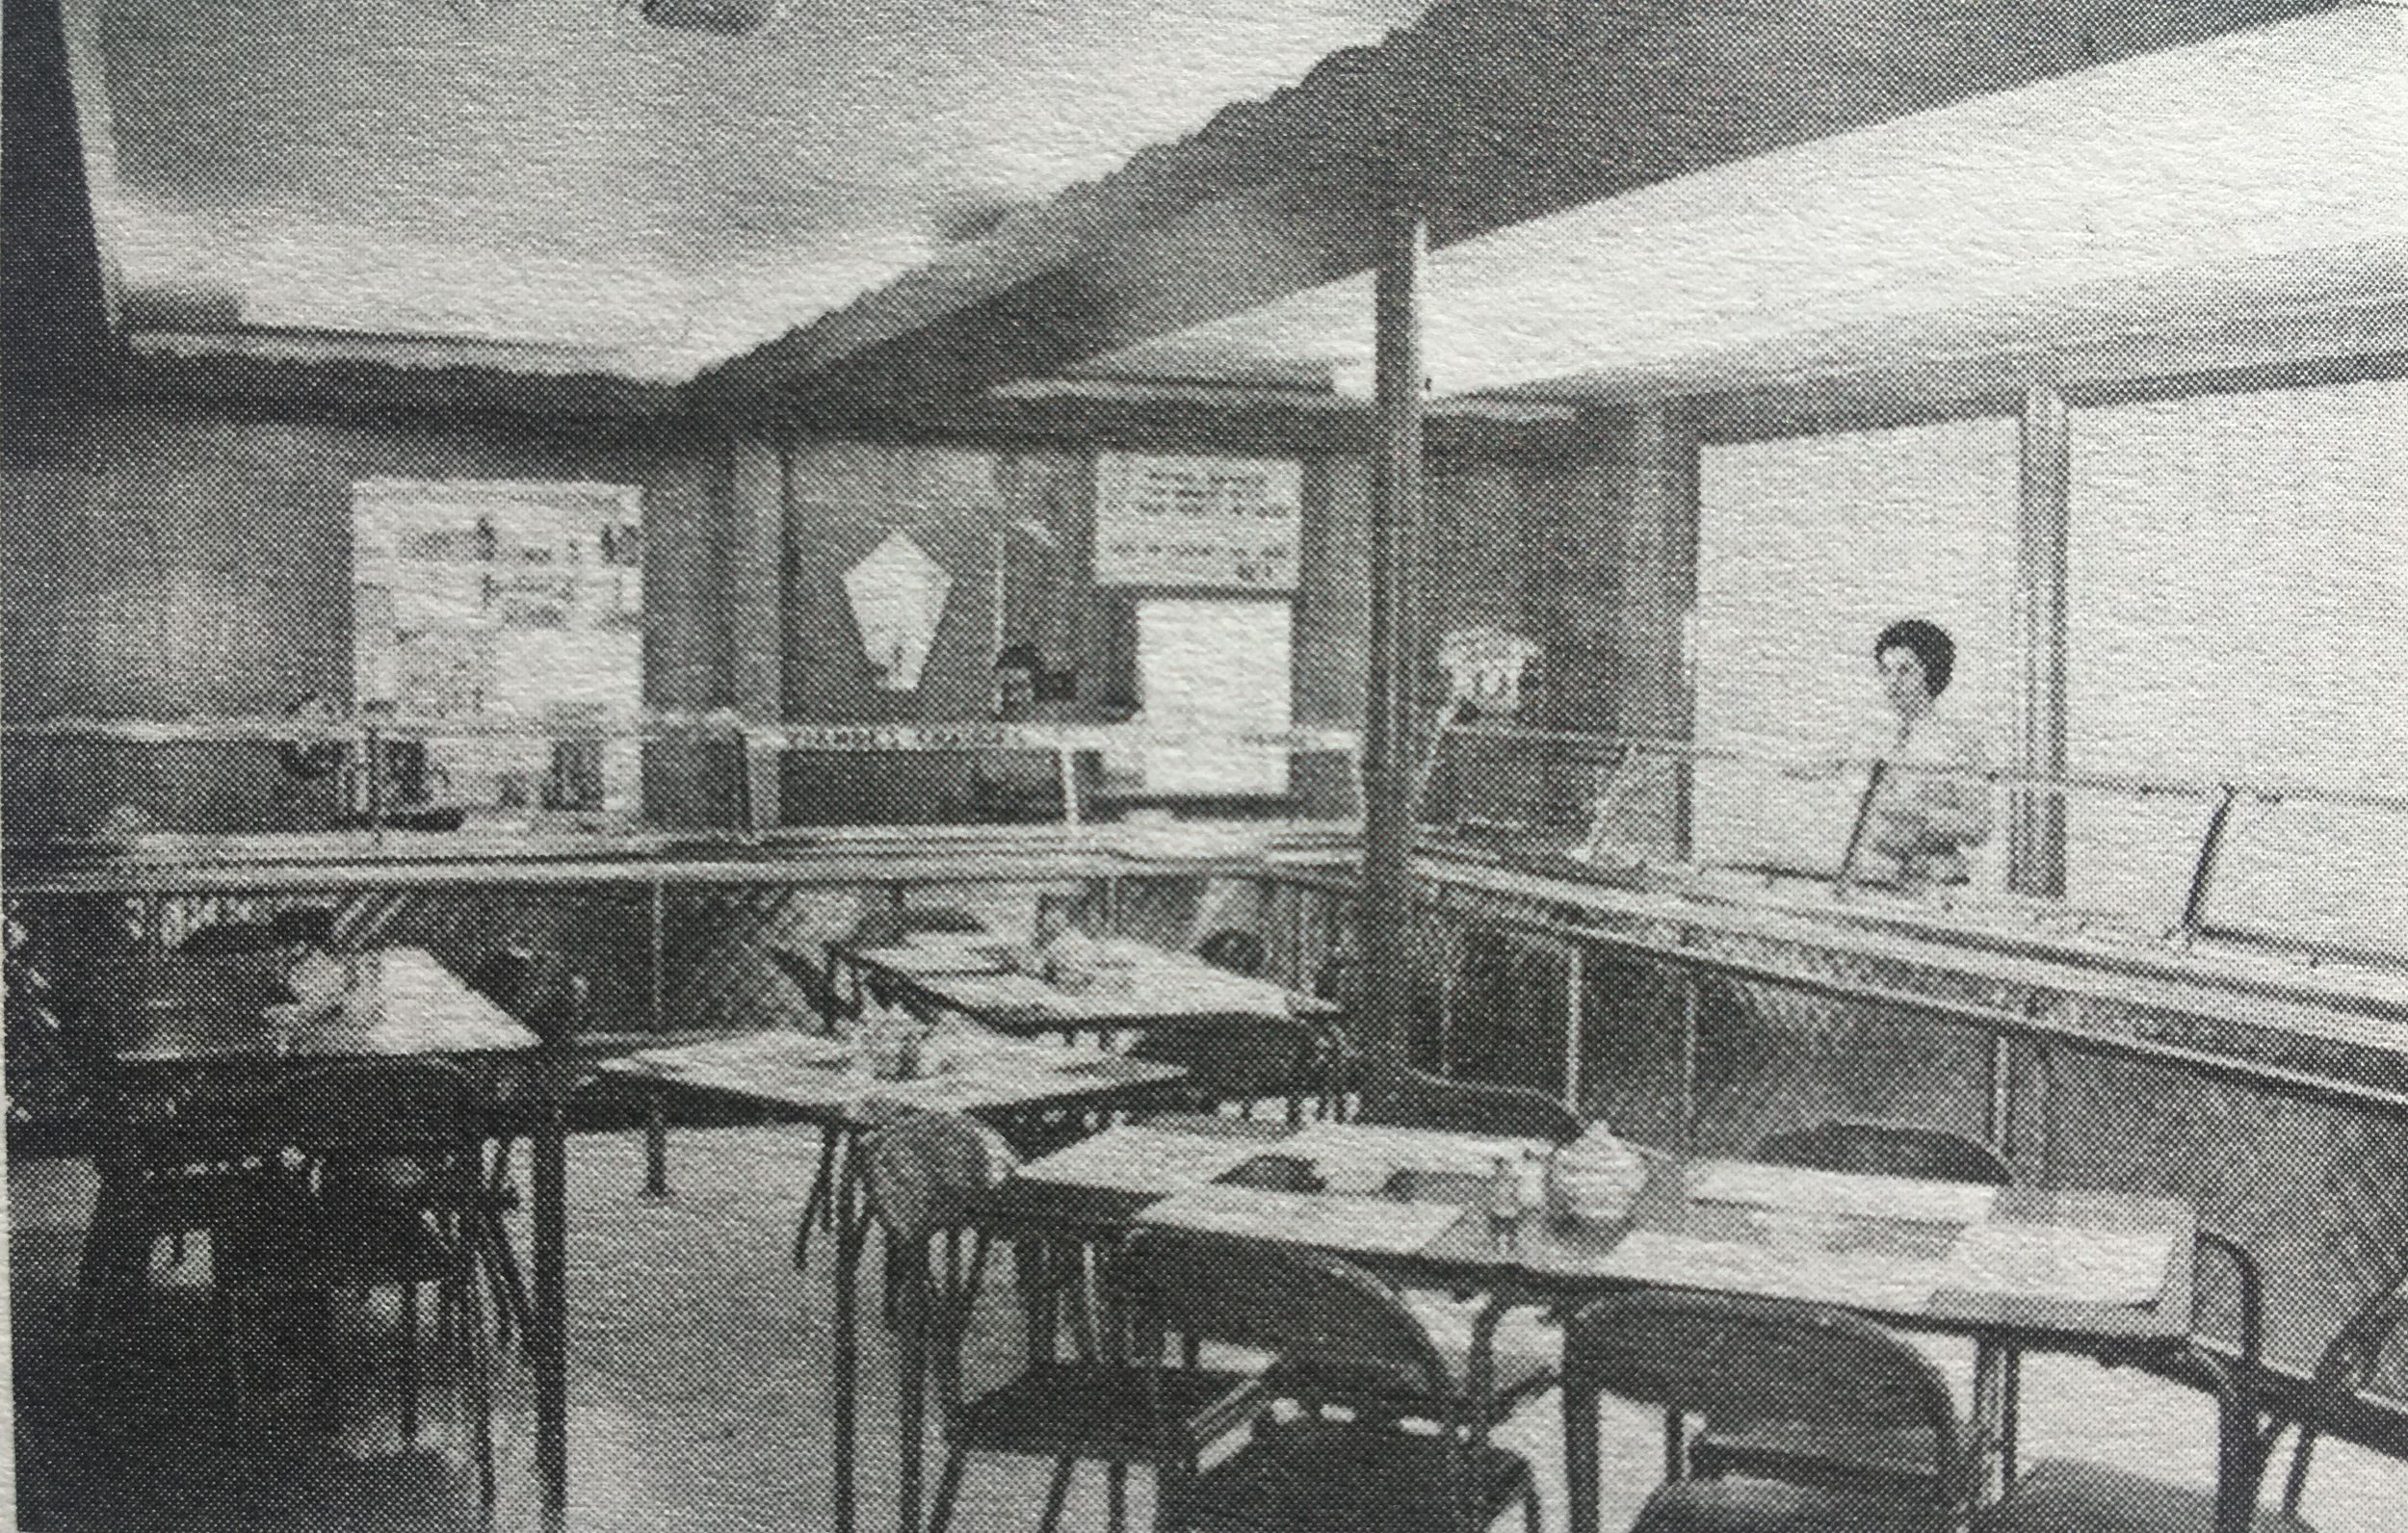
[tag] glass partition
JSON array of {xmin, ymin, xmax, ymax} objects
[
  {"xmin": 1413, "ymin": 721, "xmax": 2408, "ymax": 974},
  {"xmin": 0, "ymin": 712, "xmax": 1363, "ymax": 847}
]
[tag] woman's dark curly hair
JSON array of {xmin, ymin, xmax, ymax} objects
[{"xmin": 1872, "ymin": 618, "xmax": 1955, "ymax": 698}]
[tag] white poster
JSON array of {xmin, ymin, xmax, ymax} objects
[{"xmin": 1093, "ymin": 452, "xmax": 1302, "ymax": 590}]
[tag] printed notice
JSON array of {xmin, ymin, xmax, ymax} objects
[{"xmin": 1093, "ymin": 452, "xmax": 1302, "ymax": 589}]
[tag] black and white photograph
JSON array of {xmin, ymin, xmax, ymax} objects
[{"xmin": 4, "ymin": 2, "xmax": 2405, "ymax": 1529}]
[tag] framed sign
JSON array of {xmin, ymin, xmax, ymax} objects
[{"xmin": 1093, "ymin": 452, "xmax": 1301, "ymax": 590}]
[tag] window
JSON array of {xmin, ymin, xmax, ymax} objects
[
  {"xmin": 1128, "ymin": 598, "xmax": 1293, "ymax": 797},
  {"xmin": 1694, "ymin": 418, "xmax": 2016, "ymax": 881},
  {"xmin": 2067, "ymin": 377, "xmax": 2408, "ymax": 948}
]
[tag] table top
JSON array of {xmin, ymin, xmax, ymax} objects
[
  {"xmin": 989, "ymin": 1119, "xmax": 2198, "ymax": 1354},
  {"xmin": 598, "ymin": 1026, "xmax": 1187, "ymax": 1129},
  {"xmin": 104, "ymin": 948, "xmax": 540, "ymax": 1065},
  {"xmin": 836, "ymin": 936, "xmax": 1335, "ymax": 1033}
]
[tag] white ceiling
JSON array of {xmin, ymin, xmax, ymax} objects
[
  {"xmin": 1075, "ymin": 5, "xmax": 2408, "ymax": 403},
  {"xmin": 67, "ymin": 0, "xmax": 1429, "ymax": 379}
]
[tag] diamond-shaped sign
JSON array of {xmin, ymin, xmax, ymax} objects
[{"xmin": 843, "ymin": 531, "xmax": 953, "ymax": 691}]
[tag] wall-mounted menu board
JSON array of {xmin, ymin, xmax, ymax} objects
[
  {"xmin": 1093, "ymin": 452, "xmax": 1302, "ymax": 590},
  {"xmin": 352, "ymin": 479, "xmax": 643, "ymax": 815}
]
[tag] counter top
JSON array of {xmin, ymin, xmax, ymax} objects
[{"xmin": 4, "ymin": 820, "xmax": 1358, "ymax": 894}]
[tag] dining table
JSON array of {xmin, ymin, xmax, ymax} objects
[
  {"xmin": 598, "ymin": 1026, "xmax": 1190, "ymax": 1533},
  {"xmin": 829, "ymin": 931, "xmax": 1337, "ymax": 1040},
  {"xmin": 973, "ymin": 1115, "xmax": 2204, "ymax": 1531}
]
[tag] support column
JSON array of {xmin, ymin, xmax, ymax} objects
[
  {"xmin": 728, "ymin": 436, "xmax": 787, "ymax": 830},
  {"xmin": 1360, "ymin": 209, "xmax": 1428, "ymax": 1056},
  {"xmin": 1611, "ymin": 404, "xmax": 1700, "ymax": 857},
  {"xmin": 2010, "ymin": 385, "xmax": 2071, "ymax": 896}
]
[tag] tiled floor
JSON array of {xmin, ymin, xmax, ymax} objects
[{"xmin": 10, "ymin": 1126, "xmax": 2404, "ymax": 1531}]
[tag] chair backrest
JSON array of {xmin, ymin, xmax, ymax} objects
[
  {"xmin": 846, "ymin": 907, "xmax": 987, "ymax": 949},
  {"xmin": 231, "ymin": 1057, "xmax": 486, "ymax": 1155},
  {"xmin": 858, "ymin": 1111, "xmax": 1019, "ymax": 1245},
  {"xmin": 2282, "ymin": 1266, "xmax": 2408, "ymax": 1513},
  {"xmin": 1753, "ymin": 1120, "xmax": 2011, "ymax": 1186},
  {"xmin": 768, "ymin": 946, "xmax": 859, "ymax": 1027},
  {"xmin": 1119, "ymin": 1230, "xmax": 1453, "ymax": 1407},
  {"xmin": 176, "ymin": 921, "xmax": 283, "ymax": 957},
  {"xmin": 1194, "ymin": 928, "xmax": 1268, "ymax": 977},
  {"xmin": 1563, "ymin": 1289, "xmax": 1967, "ymax": 1494},
  {"xmin": 1128, "ymin": 1012, "xmax": 1318, "ymax": 1104},
  {"xmin": 1356, "ymin": 1058, "xmax": 1583, "ymax": 1144}
]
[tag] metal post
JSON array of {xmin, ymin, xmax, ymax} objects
[{"xmin": 1360, "ymin": 206, "xmax": 1427, "ymax": 1057}]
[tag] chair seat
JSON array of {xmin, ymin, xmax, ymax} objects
[
  {"xmin": 951, "ymin": 1362, "xmax": 1262, "ymax": 1464},
  {"xmin": 1633, "ymin": 1476, "xmax": 1956, "ymax": 1533},
  {"xmin": 1970, "ymin": 1459, "xmax": 2316, "ymax": 1533},
  {"xmin": 1690, "ymin": 1418, "xmax": 1945, "ymax": 1496},
  {"xmin": 1171, "ymin": 1416, "xmax": 1533, "ymax": 1533}
]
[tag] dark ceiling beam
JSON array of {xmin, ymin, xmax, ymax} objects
[
  {"xmin": 2, "ymin": 0, "xmax": 116, "ymax": 404},
  {"xmin": 105, "ymin": 350, "xmax": 686, "ymax": 425},
  {"xmin": 686, "ymin": 0, "xmax": 2349, "ymax": 427}
]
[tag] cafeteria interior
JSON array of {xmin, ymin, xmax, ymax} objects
[{"xmin": 7, "ymin": 3, "xmax": 2408, "ymax": 1531}]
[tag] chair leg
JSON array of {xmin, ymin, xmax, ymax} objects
[
  {"xmin": 643, "ymin": 1091, "xmax": 671, "ymax": 1198},
  {"xmin": 796, "ymin": 1127, "xmax": 842, "ymax": 1271},
  {"xmin": 461, "ymin": 1265, "xmax": 497, "ymax": 1509},
  {"xmin": 401, "ymin": 1282, "xmax": 421, "ymax": 1440},
  {"xmin": 1562, "ymin": 1385, "xmax": 1601, "ymax": 1533},
  {"xmin": 1035, "ymin": 1460, "xmax": 1076, "ymax": 1533},
  {"xmin": 926, "ymin": 1448, "xmax": 970, "ymax": 1533}
]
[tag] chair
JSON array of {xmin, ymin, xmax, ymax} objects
[
  {"xmin": 1193, "ymin": 928, "xmax": 1268, "ymax": 978},
  {"xmin": 1750, "ymin": 1120, "xmax": 2013, "ymax": 1186},
  {"xmin": 1352, "ymin": 1054, "xmax": 1584, "ymax": 1144},
  {"xmin": 1972, "ymin": 1265, "xmax": 2400, "ymax": 1533},
  {"xmin": 74, "ymin": 916, "xmax": 340, "ymax": 1327},
  {"xmin": 1562, "ymin": 1288, "xmax": 1978, "ymax": 1533},
  {"xmin": 859, "ymin": 1113, "xmax": 1262, "ymax": 1533},
  {"xmin": 208, "ymin": 1057, "xmax": 498, "ymax": 1505},
  {"xmin": 1688, "ymin": 1121, "xmax": 2013, "ymax": 1493},
  {"xmin": 770, "ymin": 945, "xmax": 868, "ymax": 1270},
  {"xmin": 1128, "ymin": 1011, "xmax": 1323, "ymax": 1124},
  {"xmin": 1120, "ymin": 1229, "xmax": 1540, "ymax": 1533}
]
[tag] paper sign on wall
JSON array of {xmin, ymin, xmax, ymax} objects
[{"xmin": 1093, "ymin": 452, "xmax": 1301, "ymax": 590}]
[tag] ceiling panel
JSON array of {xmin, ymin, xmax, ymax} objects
[{"xmin": 68, "ymin": 0, "xmax": 1429, "ymax": 377}]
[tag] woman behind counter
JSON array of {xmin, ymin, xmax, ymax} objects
[
  {"xmin": 966, "ymin": 643, "xmax": 1072, "ymax": 823},
  {"xmin": 1854, "ymin": 617, "xmax": 1995, "ymax": 887}
]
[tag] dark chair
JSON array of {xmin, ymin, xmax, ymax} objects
[
  {"xmin": 1193, "ymin": 928, "xmax": 1268, "ymax": 978},
  {"xmin": 770, "ymin": 945, "xmax": 869, "ymax": 1270},
  {"xmin": 1973, "ymin": 1265, "xmax": 2399, "ymax": 1533},
  {"xmin": 1352, "ymin": 1055, "xmax": 1584, "ymax": 1145},
  {"xmin": 1750, "ymin": 1120, "xmax": 2013, "ymax": 1185},
  {"xmin": 1688, "ymin": 1121, "xmax": 2013, "ymax": 1493},
  {"xmin": 75, "ymin": 916, "xmax": 341, "ymax": 1326},
  {"xmin": 1121, "ymin": 1229, "xmax": 1540, "ymax": 1533},
  {"xmin": 208, "ymin": 1057, "xmax": 498, "ymax": 1506},
  {"xmin": 861, "ymin": 1113, "xmax": 1262, "ymax": 1533},
  {"xmin": 1127, "ymin": 1011, "xmax": 1323, "ymax": 1124},
  {"xmin": 1563, "ymin": 1288, "xmax": 1977, "ymax": 1533}
]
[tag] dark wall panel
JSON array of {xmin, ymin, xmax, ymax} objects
[{"xmin": 0, "ymin": 405, "xmax": 721, "ymax": 834}]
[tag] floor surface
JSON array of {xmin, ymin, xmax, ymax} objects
[{"xmin": 10, "ymin": 1125, "xmax": 2404, "ymax": 1531}]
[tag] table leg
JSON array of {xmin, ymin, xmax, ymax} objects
[
  {"xmin": 643, "ymin": 1091, "xmax": 671, "ymax": 1199},
  {"xmin": 1970, "ymin": 1336, "xmax": 2013, "ymax": 1506},
  {"xmin": 533, "ymin": 1046, "xmax": 570, "ymax": 1531},
  {"xmin": 832, "ymin": 1151, "xmax": 874, "ymax": 1533},
  {"xmin": 898, "ymin": 1237, "xmax": 930, "ymax": 1533}
]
